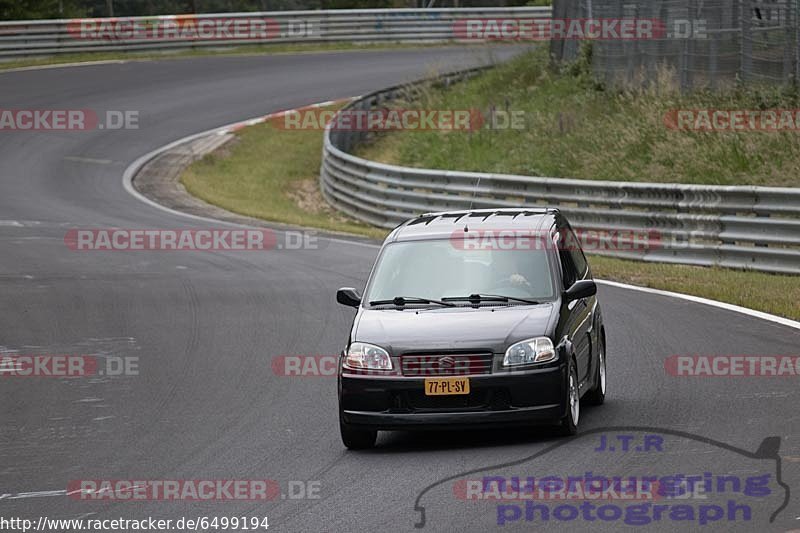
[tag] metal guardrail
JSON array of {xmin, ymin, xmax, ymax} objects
[
  {"xmin": 0, "ymin": 7, "xmax": 550, "ymax": 59},
  {"xmin": 321, "ymin": 70, "xmax": 800, "ymax": 275}
]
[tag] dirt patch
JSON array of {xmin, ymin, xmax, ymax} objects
[{"xmin": 286, "ymin": 178, "xmax": 352, "ymax": 223}]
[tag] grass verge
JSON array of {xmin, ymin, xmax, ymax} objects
[
  {"xmin": 356, "ymin": 47, "xmax": 800, "ymax": 187},
  {"xmin": 181, "ymin": 104, "xmax": 387, "ymax": 240}
]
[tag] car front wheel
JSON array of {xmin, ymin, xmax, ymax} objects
[
  {"xmin": 558, "ymin": 359, "xmax": 580, "ymax": 436},
  {"xmin": 584, "ymin": 338, "xmax": 606, "ymax": 406}
]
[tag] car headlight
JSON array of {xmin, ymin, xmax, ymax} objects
[
  {"xmin": 503, "ymin": 337, "xmax": 556, "ymax": 366},
  {"xmin": 344, "ymin": 342, "xmax": 393, "ymax": 371}
]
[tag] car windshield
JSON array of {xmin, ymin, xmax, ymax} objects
[{"xmin": 364, "ymin": 238, "xmax": 556, "ymax": 305}]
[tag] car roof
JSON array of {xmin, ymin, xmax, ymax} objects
[{"xmin": 387, "ymin": 208, "xmax": 560, "ymax": 242}]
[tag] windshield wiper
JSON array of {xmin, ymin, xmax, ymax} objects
[
  {"xmin": 369, "ymin": 296, "xmax": 456, "ymax": 308},
  {"xmin": 442, "ymin": 293, "xmax": 542, "ymax": 305}
]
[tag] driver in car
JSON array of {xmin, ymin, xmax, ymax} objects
[{"xmin": 494, "ymin": 250, "xmax": 534, "ymax": 290}]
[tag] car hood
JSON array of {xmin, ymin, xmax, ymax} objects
[{"xmin": 353, "ymin": 304, "xmax": 557, "ymax": 355}]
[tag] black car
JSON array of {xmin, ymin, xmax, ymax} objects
[{"xmin": 335, "ymin": 209, "xmax": 606, "ymax": 449}]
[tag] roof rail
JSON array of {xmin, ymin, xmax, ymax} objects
[{"xmin": 417, "ymin": 207, "xmax": 558, "ymax": 218}]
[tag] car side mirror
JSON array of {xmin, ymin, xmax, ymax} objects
[
  {"xmin": 337, "ymin": 287, "xmax": 362, "ymax": 308},
  {"xmin": 564, "ymin": 280, "xmax": 597, "ymax": 302}
]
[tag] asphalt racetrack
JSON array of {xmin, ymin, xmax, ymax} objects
[{"xmin": 1, "ymin": 47, "xmax": 799, "ymax": 531}]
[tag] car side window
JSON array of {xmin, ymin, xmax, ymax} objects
[
  {"xmin": 566, "ymin": 228, "xmax": 588, "ymax": 280},
  {"xmin": 556, "ymin": 230, "xmax": 578, "ymax": 289},
  {"xmin": 559, "ymin": 251, "xmax": 577, "ymax": 289}
]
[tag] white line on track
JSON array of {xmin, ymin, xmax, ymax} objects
[
  {"xmin": 8, "ymin": 490, "xmax": 65, "ymax": 500},
  {"xmin": 1, "ymin": 486, "xmax": 147, "ymax": 501},
  {"xmin": 120, "ymin": 97, "xmax": 378, "ymax": 251},
  {"xmin": 0, "ymin": 60, "xmax": 126, "ymax": 75},
  {"xmin": 595, "ymin": 279, "xmax": 800, "ymax": 331},
  {"xmin": 64, "ymin": 156, "xmax": 113, "ymax": 165}
]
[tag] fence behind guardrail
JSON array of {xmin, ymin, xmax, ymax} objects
[{"xmin": 551, "ymin": 0, "xmax": 800, "ymax": 91}]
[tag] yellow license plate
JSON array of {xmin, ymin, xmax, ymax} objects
[{"xmin": 424, "ymin": 377, "xmax": 470, "ymax": 396}]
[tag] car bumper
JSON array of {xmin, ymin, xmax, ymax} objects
[{"xmin": 339, "ymin": 364, "xmax": 566, "ymax": 431}]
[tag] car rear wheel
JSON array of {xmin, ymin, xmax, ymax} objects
[
  {"xmin": 340, "ymin": 419, "xmax": 377, "ymax": 450},
  {"xmin": 558, "ymin": 359, "xmax": 580, "ymax": 436},
  {"xmin": 584, "ymin": 338, "xmax": 606, "ymax": 406}
]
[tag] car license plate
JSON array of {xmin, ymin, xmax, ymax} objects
[{"xmin": 424, "ymin": 377, "xmax": 470, "ymax": 396}]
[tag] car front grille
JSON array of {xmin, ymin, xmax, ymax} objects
[{"xmin": 400, "ymin": 353, "xmax": 493, "ymax": 376}]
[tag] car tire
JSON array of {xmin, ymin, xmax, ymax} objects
[
  {"xmin": 584, "ymin": 338, "xmax": 606, "ymax": 406},
  {"xmin": 340, "ymin": 419, "xmax": 377, "ymax": 450},
  {"xmin": 558, "ymin": 359, "xmax": 580, "ymax": 436}
]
